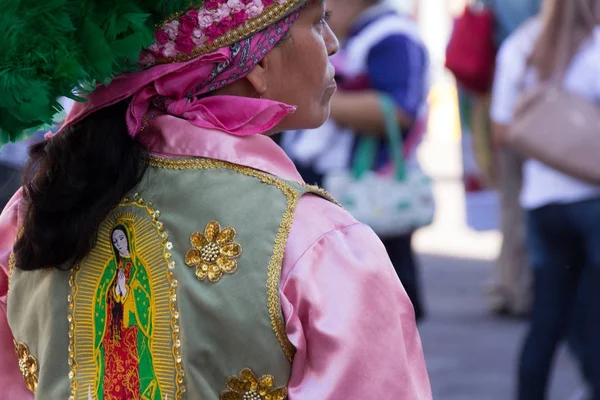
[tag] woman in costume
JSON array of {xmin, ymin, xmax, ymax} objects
[
  {"xmin": 0, "ymin": 0, "xmax": 431, "ymax": 399},
  {"xmin": 281, "ymin": 0, "xmax": 431, "ymax": 321}
]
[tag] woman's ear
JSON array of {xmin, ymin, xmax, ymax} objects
[{"xmin": 246, "ymin": 56, "xmax": 269, "ymax": 97}]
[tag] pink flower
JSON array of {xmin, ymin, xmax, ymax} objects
[
  {"xmin": 204, "ymin": 0, "xmax": 220, "ymax": 10},
  {"xmin": 216, "ymin": 22, "xmax": 232, "ymax": 36},
  {"xmin": 214, "ymin": 4, "xmax": 232, "ymax": 22},
  {"xmin": 205, "ymin": 23, "xmax": 221, "ymax": 38},
  {"xmin": 227, "ymin": 0, "xmax": 245, "ymax": 13},
  {"xmin": 179, "ymin": 14, "xmax": 197, "ymax": 35},
  {"xmin": 162, "ymin": 42, "xmax": 178, "ymax": 58},
  {"xmin": 219, "ymin": 17, "xmax": 235, "ymax": 30},
  {"xmin": 245, "ymin": 0, "xmax": 264, "ymax": 19},
  {"xmin": 263, "ymin": 0, "xmax": 274, "ymax": 6},
  {"xmin": 198, "ymin": 10, "xmax": 215, "ymax": 29},
  {"xmin": 278, "ymin": 0, "xmax": 286, "ymax": 4},
  {"xmin": 192, "ymin": 29, "xmax": 208, "ymax": 46},
  {"xmin": 175, "ymin": 36, "xmax": 196, "ymax": 54},
  {"xmin": 164, "ymin": 20, "xmax": 180, "ymax": 40},
  {"xmin": 232, "ymin": 11, "xmax": 247, "ymax": 26},
  {"xmin": 139, "ymin": 51, "xmax": 156, "ymax": 65},
  {"xmin": 155, "ymin": 30, "xmax": 169, "ymax": 45},
  {"xmin": 188, "ymin": 9, "xmax": 199, "ymax": 20}
]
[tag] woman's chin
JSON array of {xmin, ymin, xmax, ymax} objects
[
  {"xmin": 276, "ymin": 104, "xmax": 331, "ymax": 132},
  {"xmin": 306, "ymin": 106, "xmax": 331, "ymax": 130}
]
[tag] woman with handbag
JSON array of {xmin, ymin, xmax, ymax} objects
[
  {"xmin": 281, "ymin": 0, "xmax": 431, "ymax": 322},
  {"xmin": 491, "ymin": 0, "xmax": 600, "ymax": 398}
]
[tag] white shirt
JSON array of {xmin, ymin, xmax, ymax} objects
[{"xmin": 490, "ymin": 19, "xmax": 600, "ymax": 209}]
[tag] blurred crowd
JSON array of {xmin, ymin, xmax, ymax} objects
[
  {"xmin": 1, "ymin": 0, "xmax": 599, "ymax": 399},
  {"xmin": 448, "ymin": 0, "xmax": 599, "ymax": 398}
]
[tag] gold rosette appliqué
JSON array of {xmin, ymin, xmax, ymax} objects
[
  {"xmin": 185, "ymin": 221, "xmax": 242, "ymax": 283},
  {"xmin": 221, "ymin": 368, "xmax": 287, "ymax": 400},
  {"xmin": 14, "ymin": 341, "xmax": 39, "ymax": 393}
]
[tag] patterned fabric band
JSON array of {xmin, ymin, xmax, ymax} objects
[
  {"xmin": 141, "ymin": 0, "xmax": 307, "ymax": 65},
  {"xmin": 62, "ymin": 6, "xmax": 304, "ymax": 137}
]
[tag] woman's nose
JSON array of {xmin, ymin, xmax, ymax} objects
[{"xmin": 325, "ymin": 24, "xmax": 339, "ymax": 56}]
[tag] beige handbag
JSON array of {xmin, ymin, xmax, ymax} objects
[{"xmin": 506, "ymin": 82, "xmax": 600, "ymax": 184}]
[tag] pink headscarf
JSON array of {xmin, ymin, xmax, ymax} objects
[{"xmin": 61, "ymin": 11, "xmax": 302, "ymax": 138}]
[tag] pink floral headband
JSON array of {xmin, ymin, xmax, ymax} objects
[
  {"xmin": 140, "ymin": 0, "xmax": 307, "ymax": 65},
  {"xmin": 62, "ymin": 7, "xmax": 304, "ymax": 137}
]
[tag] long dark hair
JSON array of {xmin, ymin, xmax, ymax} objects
[{"xmin": 14, "ymin": 101, "xmax": 148, "ymax": 271}]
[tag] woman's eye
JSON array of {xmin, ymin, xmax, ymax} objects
[{"xmin": 320, "ymin": 10, "xmax": 332, "ymax": 25}]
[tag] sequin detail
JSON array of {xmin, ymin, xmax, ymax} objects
[
  {"xmin": 14, "ymin": 341, "xmax": 38, "ymax": 393},
  {"xmin": 8, "ymin": 251, "xmax": 15, "ymax": 286},
  {"xmin": 147, "ymin": 156, "xmax": 296, "ymax": 361},
  {"xmin": 186, "ymin": 221, "xmax": 243, "ymax": 283},
  {"xmin": 220, "ymin": 368, "xmax": 287, "ymax": 400}
]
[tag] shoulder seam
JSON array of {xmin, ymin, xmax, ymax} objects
[{"xmin": 280, "ymin": 222, "xmax": 364, "ymax": 286}]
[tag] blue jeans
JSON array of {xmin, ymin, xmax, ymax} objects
[{"xmin": 518, "ymin": 199, "xmax": 600, "ymax": 400}]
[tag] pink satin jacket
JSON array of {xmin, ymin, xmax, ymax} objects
[{"xmin": 0, "ymin": 123, "xmax": 432, "ymax": 399}]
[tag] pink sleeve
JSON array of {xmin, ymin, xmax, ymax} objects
[
  {"xmin": 281, "ymin": 206, "xmax": 431, "ymax": 399},
  {"xmin": 0, "ymin": 189, "xmax": 33, "ymax": 399}
]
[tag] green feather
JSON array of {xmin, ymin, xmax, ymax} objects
[{"xmin": 0, "ymin": 0, "xmax": 205, "ymax": 144}]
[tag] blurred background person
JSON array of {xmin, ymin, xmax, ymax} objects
[
  {"xmin": 489, "ymin": 0, "xmax": 542, "ymax": 44},
  {"xmin": 486, "ymin": 0, "xmax": 541, "ymax": 318},
  {"xmin": 281, "ymin": 0, "xmax": 431, "ymax": 321},
  {"xmin": 446, "ymin": 0, "xmax": 541, "ymax": 318},
  {"xmin": 492, "ymin": 0, "xmax": 600, "ymax": 398},
  {"xmin": 0, "ymin": 141, "xmax": 28, "ymax": 210}
]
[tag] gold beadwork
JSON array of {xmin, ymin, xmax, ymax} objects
[
  {"xmin": 7, "ymin": 227, "xmax": 24, "ymax": 295},
  {"xmin": 154, "ymin": 0, "xmax": 306, "ymax": 65},
  {"xmin": 14, "ymin": 340, "xmax": 39, "ymax": 393},
  {"xmin": 8, "ymin": 252, "xmax": 15, "ymax": 285},
  {"xmin": 68, "ymin": 196, "xmax": 185, "ymax": 399},
  {"xmin": 185, "ymin": 221, "xmax": 242, "ymax": 283},
  {"xmin": 220, "ymin": 368, "xmax": 287, "ymax": 400},
  {"xmin": 300, "ymin": 183, "xmax": 343, "ymax": 208},
  {"xmin": 148, "ymin": 156, "xmax": 297, "ymax": 361}
]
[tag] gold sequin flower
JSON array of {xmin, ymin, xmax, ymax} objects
[
  {"xmin": 185, "ymin": 221, "xmax": 242, "ymax": 283},
  {"xmin": 220, "ymin": 368, "xmax": 288, "ymax": 400},
  {"xmin": 14, "ymin": 341, "xmax": 39, "ymax": 393}
]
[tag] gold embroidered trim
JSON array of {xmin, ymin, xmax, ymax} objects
[
  {"xmin": 300, "ymin": 183, "xmax": 343, "ymax": 208},
  {"xmin": 7, "ymin": 227, "xmax": 24, "ymax": 295},
  {"xmin": 8, "ymin": 252, "xmax": 15, "ymax": 285},
  {"xmin": 221, "ymin": 368, "xmax": 287, "ymax": 400},
  {"xmin": 147, "ymin": 156, "xmax": 297, "ymax": 361},
  {"xmin": 67, "ymin": 194, "xmax": 186, "ymax": 399},
  {"xmin": 14, "ymin": 340, "xmax": 39, "ymax": 393},
  {"xmin": 155, "ymin": 0, "xmax": 306, "ymax": 65},
  {"xmin": 185, "ymin": 220, "xmax": 243, "ymax": 283}
]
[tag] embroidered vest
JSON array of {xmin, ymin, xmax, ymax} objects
[{"xmin": 7, "ymin": 157, "xmax": 335, "ymax": 400}]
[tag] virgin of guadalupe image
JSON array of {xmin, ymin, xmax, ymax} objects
[{"xmin": 93, "ymin": 219, "xmax": 162, "ymax": 400}]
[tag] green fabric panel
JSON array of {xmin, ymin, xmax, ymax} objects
[
  {"xmin": 137, "ymin": 163, "xmax": 295, "ymax": 398},
  {"xmin": 7, "ymin": 268, "xmax": 71, "ymax": 400}
]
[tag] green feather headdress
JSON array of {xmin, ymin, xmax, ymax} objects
[{"xmin": 0, "ymin": 0, "xmax": 202, "ymax": 144}]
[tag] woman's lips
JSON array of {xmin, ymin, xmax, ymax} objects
[{"xmin": 325, "ymin": 78, "xmax": 337, "ymax": 90}]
